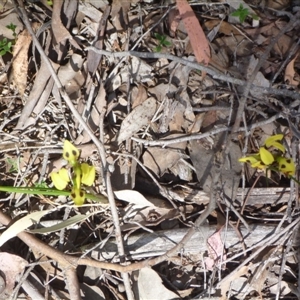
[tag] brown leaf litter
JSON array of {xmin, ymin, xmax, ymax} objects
[{"xmin": 0, "ymin": 0, "xmax": 299, "ymax": 299}]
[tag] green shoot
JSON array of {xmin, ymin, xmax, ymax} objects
[
  {"xmin": 6, "ymin": 23, "xmax": 17, "ymax": 39},
  {"xmin": 153, "ymin": 33, "xmax": 172, "ymax": 52},
  {"xmin": 5, "ymin": 157, "xmax": 18, "ymax": 173},
  {"xmin": 0, "ymin": 22, "xmax": 17, "ymax": 56},
  {"xmin": 231, "ymin": 4, "xmax": 259, "ymax": 23}
]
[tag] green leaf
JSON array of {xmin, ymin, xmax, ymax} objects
[
  {"xmin": 231, "ymin": 4, "xmax": 249, "ymax": 23},
  {"xmin": 154, "ymin": 45, "xmax": 162, "ymax": 52},
  {"xmin": 162, "ymin": 40, "xmax": 172, "ymax": 46},
  {"xmin": 34, "ymin": 181, "xmax": 49, "ymax": 189},
  {"xmin": 6, "ymin": 23, "xmax": 17, "ymax": 31}
]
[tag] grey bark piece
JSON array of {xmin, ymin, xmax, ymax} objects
[{"xmin": 89, "ymin": 224, "xmax": 281, "ymax": 262}]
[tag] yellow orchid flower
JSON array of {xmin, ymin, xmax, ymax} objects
[
  {"xmin": 81, "ymin": 163, "xmax": 95, "ymax": 186},
  {"xmin": 63, "ymin": 140, "xmax": 80, "ymax": 166},
  {"xmin": 239, "ymin": 135, "xmax": 296, "ymax": 179},
  {"xmin": 50, "ymin": 168, "xmax": 70, "ymax": 190},
  {"xmin": 50, "ymin": 140, "xmax": 96, "ymax": 205},
  {"xmin": 276, "ymin": 156, "xmax": 296, "ymax": 176}
]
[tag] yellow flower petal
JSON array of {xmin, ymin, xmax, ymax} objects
[
  {"xmin": 269, "ymin": 141, "xmax": 285, "ymax": 152},
  {"xmin": 259, "ymin": 147, "xmax": 274, "ymax": 165},
  {"xmin": 239, "ymin": 155, "xmax": 259, "ymax": 164},
  {"xmin": 63, "ymin": 140, "xmax": 80, "ymax": 166},
  {"xmin": 276, "ymin": 156, "xmax": 296, "ymax": 176},
  {"xmin": 50, "ymin": 168, "xmax": 69, "ymax": 190},
  {"xmin": 81, "ymin": 163, "xmax": 95, "ymax": 186},
  {"xmin": 264, "ymin": 134, "xmax": 285, "ymax": 152},
  {"xmin": 70, "ymin": 188, "xmax": 85, "ymax": 206}
]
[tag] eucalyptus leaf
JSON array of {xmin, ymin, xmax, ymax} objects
[
  {"xmin": 29, "ymin": 214, "xmax": 89, "ymax": 234},
  {"xmin": 0, "ymin": 210, "xmax": 53, "ymax": 246}
]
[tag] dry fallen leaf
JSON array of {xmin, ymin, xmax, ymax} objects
[
  {"xmin": 0, "ymin": 253, "xmax": 28, "ymax": 298},
  {"xmin": 219, "ymin": 265, "xmax": 249, "ymax": 299},
  {"xmin": 284, "ymin": 54, "xmax": 300, "ymax": 86},
  {"xmin": 0, "ymin": 210, "xmax": 52, "ymax": 246},
  {"xmin": 176, "ymin": 0, "xmax": 211, "ymax": 65},
  {"xmin": 204, "ymin": 19, "xmax": 241, "ymax": 36},
  {"xmin": 136, "ymin": 267, "xmax": 179, "ymax": 300},
  {"xmin": 12, "ymin": 29, "xmax": 32, "ymax": 95},
  {"xmin": 117, "ymin": 97, "xmax": 157, "ymax": 143},
  {"xmin": 205, "ymin": 227, "xmax": 226, "ymax": 271},
  {"xmin": 168, "ymin": 8, "xmax": 181, "ymax": 37}
]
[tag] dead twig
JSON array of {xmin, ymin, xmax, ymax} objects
[
  {"xmin": 85, "ymin": 47, "xmax": 300, "ymax": 101},
  {"xmin": 131, "ymin": 113, "xmax": 282, "ymax": 146}
]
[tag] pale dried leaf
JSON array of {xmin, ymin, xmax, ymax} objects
[
  {"xmin": 114, "ymin": 190, "xmax": 155, "ymax": 207},
  {"xmin": 12, "ymin": 29, "xmax": 32, "ymax": 95},
  {"xmin": 131, "ymin": 85, "xmax": 148, "ymax": 108},
  {"xmin": 205, "ymin": 228, "xmax": 226, "ymax": 271},
  {"xmin": 204, "ymin": 19, "xmax": 241, "ymax": 36},
  {"xmin": 117, "ymin": 97, "xmax": 157, "ymax": 143},
  {"xmin": 244, "ymin": 55, "xmax": 270, "ymax": 97},
  {"xmin": 137, "ymin": 267, "xmax": 178, "ymax": 300},
  {"xmin": 84, "ymin": 0, "xmax": 109, "ymax": 9},
  {"xmin": 0, "ymin": 210, "xmax": 52, "ymax": 246},
  {"xmin": 52, "ymin": 1, "xmax": 80, "ymax": 49},
  {"xmin": 15, "ymin": 60, "xmax": 54, "ymax": 130},
  {"xmin": 57, "ymin": 53, "xmax": 84, "ymax": 86},
  {"xmin": 130, "ymin": 56, "xmax": 153, "ymax": 82},
  {"xmin": 120, "ymin": 206, "xmax": 178, "ymax": 231},
  {"xmin": 284, "ymin": 55, "xmax": 299, "ymax": 86},
  {"xmin": 0, "ymin": 253, "xmax": 28, "ymax": 296},
  {"xmin": 176, "ymin": 0, "xmax": 210, "ymax": 65},
  {"xmin": 168, "ymin": 8, "xmax": 181, "ymax": 37},
  {"xmin": 215, "ymin": 35, "xmax": 253, "ymax": 57},
  {"xmin": 219, "ymin": 265, "xmax": 249, "ymax": 299},
  {"xmin": 169, "ymin": 159, "xmax": 193, "ymax": 181},
  {"xmin": 143, "ymin": 147, "xmax": 186, "ymax": 177},
  {"xmin": 265, "ymin": 0, "xmax": 290, "ymax": 9},
  {"xmin": 78, "ymin": 3, "xmax": 103, "ymax": 22},
  {"xmin": 111, "ymin": 0, "xmax": 130, "ymax": 30}
]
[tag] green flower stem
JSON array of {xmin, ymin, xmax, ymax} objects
[
  {"xmin": 290, "ymin": 176, "xmax": 300, "ymax": 186},
  {"xmin": 0, "ymin": 186, "xmax": 108, "ymax": 204}
]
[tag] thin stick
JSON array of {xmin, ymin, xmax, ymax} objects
[
  {"xmin": 130, "ymin": 113, "xmax": 282, "ymax": 147},
  {"xmin": 85, "ymin": 47, "xmax": 300, "ymax": 100}
]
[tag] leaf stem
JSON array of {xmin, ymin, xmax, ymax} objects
[{"xmin": 0, "ymin": 186, "xmax": 108, "ymax": 204}]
